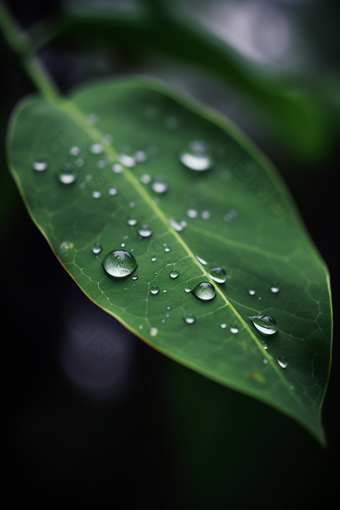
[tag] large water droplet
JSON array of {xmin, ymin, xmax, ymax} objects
[
  {"xmin": 169, "ymin": 270, "xmax": 179, "ymax": 279},
  {"xmin": 151, "ymin": 176, "xmax": 168, "ymax": 194},
  {"xmin": 186, "ymin": 209, "xmax": 198, "ymax": 218},
  {"xmin": 276, "ymin": 356, "xmax": 288, "ymax": 369},
  {"xmin": 102, "ymin": 249, "xmax": 137, "ymax": 277},
  {"xmin": 90, "ymin": 143, "xmax": 103, "ymax": 154},
  {"xmin": 271, "ymin": 282, "xmax": 280, "ymax": 293},
  {"xmin": 150, "ymin": 286, "xmax": 160, "ymax": 295},
  {"xmin": 248, "ymin": 315, "xmax": 278, "ymax": 335},
  {"xmin": 184, "ymin": 312, "xmax": 195, "ymax": 324},
  {"xmin": 209, "ymin": 267, "xmax": 226, "ymax": 284},
  {"xmin": 179, "ymin": 141, "xmax": 212, "ymax": 171},
  {"xmin": 58, "ymin": 166, "xmax": 77, "ymax": 184},
  {"xmin": 138, "ymin": 224, "xmax": 153, "ymax": 238},
  {"xmin": 92, "ymin": 242, "xmax": 102, "ymax": 255},
  {"xmin": 192, "ymin": 282, "xmax": 216, "ymax": 301},
  {"xmin": 127, "ymin": 215, "xmax": 137, "ymax": 226},
  {"xmin": 32, "ymin": 158, "xmax": 48, "ymax": 172}
]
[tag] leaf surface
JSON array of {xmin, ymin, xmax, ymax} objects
[{"xmin": 7, "ymin": 77, "xmax": 332, "ymax": 444}]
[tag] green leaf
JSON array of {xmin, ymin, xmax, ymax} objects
[{"xmin": 7, "ymin": 77, "xmax": 332, "ymax": 444}]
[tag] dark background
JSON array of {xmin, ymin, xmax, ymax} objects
[{"xmin": 1, "ymin": 1, "xmax": 339, "ymax": 508}]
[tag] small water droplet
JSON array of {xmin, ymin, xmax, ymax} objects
[
  {"xmin": 151, "ymin": 256, "xmax": 157, "ymax": 262},
  {"xmin": 248, "ymin": 289, "xmax": 256, "ymax": 296},
  {"xmin": 150, "ymin": 327, "xmax": 158, "ymax": 336},
  {"xmin": 166, "ymin": 313, "xmax": 169, "ymax": 317},
  {"xmin": 102, "ymin": 134, "xmax": 113, "ymax": 145},
  {"xmin": 192, "ymin": 282, "xmax": 216, "ymax": 301},
  {"xmin": 209, "ymin": 267, "xmax": 226, "ymax": 284},
  {"xmin": 276, "ymin": 356, "xmax": 288, "ymax": 369},
  {"xmin": 248, "ymin": 315, "xmax": 278, "ymax": 335},
  {"xmin": 138, "ymin": 224, "xmax": 153, "ymax": 238},
  {"xmin": 112, "ymin": 163, "xmax": 123, "ymax": 173},
  {"xmin": 118, "ymin": 151, "xmax": 135, "ymax": 168},
  {"xmin": 168, "ymin": 217, "xmax": 184, "ymax": 232},
  {"xmin": 97, "ymin": 160, "xmax": 106, "ymax": 168},
  {"xmin": 92, "ymin": 242, "xmax": 102, "ymax": 255},
  {"xmin": 108, "ymin": 187, "xmax": 118, "ymax": 196},
  {"xmin": 134, "ymin": 150, "xmax": 147, "ymax": 163},
  {"xmin": 140, "ymin": 173, "xmax": 151, "ymax": 184},
  {"xmin": 102, "ymin": 249, "xmax": 137, "ymax": 277},
  {"xmin": 271, "ymin": 282, "xmax": 280, "ymax": 293},
  {"xmin": 184, "ymin": 287, "xmax": 191, "ymax": 293},
  {"xmin": 151, "ymin": 177, "xmax": 168, "ymax": 194},
  {"xmin": 150, "ymin": 286, "xmax": 160, "ymax": 295},
  {"xmin": 161, "ymin": 319, "xmax": 165, "ymax": 323},
  {"xmin": 184, "ymin": 312, "xmax": 195, "ymax": 324},
  {"xmin": 195, "ymin": 255, "xmax": 207, "ymax": 265},
  {"xmin": 163, "ymin": 289, "xmax": 168, "ymax": 293},
  {"xmin": 139, "ymin": 325, "xmax": 143, "ymax": 330},
  {"xmin": 230, "ymin": 327, "xmax": 238, "ymax": 334},
  {"xmin": 58, "ymin": 166, "xmax": 77, "ymax": 184},
  {"xmin": 260, "ymin": 339, "xmax": 268, "ymax": 350},
  {"xmin": 179, "ymin": 140, "xmax": 212, "ymax": 171},
  {"xmin": 87, "ymin": 113, "xmax": 99, "ymax": 125},
  {"xmin": 92, "ymin": 190, "xmax": 101, "ymax": 198},
  {"xmin": 186, "ymin": 209, "xmax": 198, "ymax": 218},
  {"xmin": 166, "ymin": 306, "xmax": 171, "ymax": 310},
  {"xmin": 121, "ymin": 243, "xmax": 125, "ymax": 248},
  {"xmin": 129, "ymin": 202, "xmax": 135, "ymax": 209},
  {"xmin": 164, "ymin": 246, "xmax": 171, "ymax": 253},
  {"xmin": 32, "ymin": 157, "xmax": 48, "ymax": 172},
  {"xmin": 131, "ymin": 274, "xmax": 138, "ymax": 281},
  {"xmin": 69, "ymin": 146, "xmax": 80, "ymax": 156},
  {"xmin": 223, "ymin": 209, "xmax": 238, "ymax": 222},
  {"xmin": 201, "ymin": 210, "xmax": 211, "ymax": 220},
  {"xmin": 90, "ymin": 143, "xmax": 103, "ymax": 154},
  {"xmin": 127, "ymin": 215, "xmax": 137, "ymax": 226},
  {"xmin": 263, "ymin": 359, "xmax": 268, "ymax": 364},
  {"xmin": 220, "ymin": 323, "xmax": 227, "ymax": 329},
  {"xmin": 169, "ymin": 270, "xmax": 179, "ymax": 279}
]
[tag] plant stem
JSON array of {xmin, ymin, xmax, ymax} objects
[{"xmin": 0, "ymin": 1, "xmax": 61, "ymax": 101}]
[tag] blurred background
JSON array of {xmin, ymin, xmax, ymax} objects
[{"xmin": 1, "ymin": 0, "xmax": 339, "ymax": 508}]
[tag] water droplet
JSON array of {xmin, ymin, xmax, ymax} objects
[
  {"xmin": 151, "ymin": 256, "xmax": 157, "ymax": 262},
  {"xmin": 139, "ymin": 325, "xmax": 143, "ymax": 330},
  {"xmin": 223, "ymin": 209, "xmax": 238, "ymax": 222},
  {"xmin": 192, "ymin": 282, "xmax": 216, "ymax": 301},
  {"xmin": 107, "ymin": 187, "xmax": 117, "ymax": 196},
  {"xmin": 87, "ymin": 113, "xmax": 98, "ymax": 125},
  {"xmin": 209, "ymin": 267, "xmax": 226, "ymax": 284},
  {"xmin": 163, "ymin": 289, "xmax": 168, "ymax": 293},
  {"xmin": 260, "ymin": 339, "xmax": 268, "ymax": 350},
  {"xmin": 186, "ymin": 209, "xmax": 198, "ymax": 218},
  {"xmin": 129, "ymin": 202, "xmax": 135, "ymax": 209},
  {"xmin": 118, "ymin": 150, "xmax": 135, "ymax": 168},
  {"xmin": 138, "ymin": 224, "xmax": 153, "ymax": 238},
  {"xmin": 248, "ymin": 315, "xmax": 278, "ymax": 335},
  {"xmin": 121, "ymin": 243, "xmax": 125, "ymax": 248},
  {"xmin": 230, "ymin": 327, "xmax": 238, "ymax": 334},
  {"xmin": 102, "ymin": 134, "xmax": 113, "ymax": 145},
  {"xmin": 164, "ymin": 246, "xmax": 171, "ymax": 253},
  {"xmin": 90, "ymin": 143, "xmax": 103, "ymax": 154},
  {"xmin": 131, "ymin": 274, "xmax": 138, "ymax": 281},
  {"xmin": 201, "ymin": 210, "xmax": 211, "ymax": 220},
  {"xmin": 32, "ymin": 157, "xmax": 48, "ymax": 172},
  {"xmin": 127, "ymin": 215, "xmax": 137, "ymax": 226},
  {"xmin": 168, "ymin": 217, "xmax": 184, "ymax": 232},
  {"xmin": 69, "ymin": 146, "xmax": 80, "ymax": 156},
  {"xmin": 102, "ymin": 249, "xmax": 137, "ymax": 277},
  {"xmin": 263, "ymin": 359, "xmax": 268, "ymax": 365},
  {"xmin": 150, "ymin": 286, "xmax": 159, "ymax": 295},
  {"xmin": 134, "ymin": 150, "xmax": 147, "ymax": 163},
  {"xmin": 112, "ymin": 163, "xmax": 123, "ymax": 173},
  {"xmin": 164, "ymin": 116, "xmax": 179, "ymax": 130},
  {"xmin": 150, "ymin": 327, "xmax": 158, "ymax": 336},
  {"xmin": 248, "ymin": 289, "xmax": 256, "ymax": 296},
  {"xmin": 169, "ymin": 270, "xmax": 179, "ymax": 279},
  {"xmin": 166, "ymin": 313, "xmax": 169, "ymax": 317},
  {"xmin": 220, "ymin": 323, "xmax": 227, "ymax": 329},
  {"xmin": 195, "ymin": 255, "xmax": 207, "ymax": 265},
  {"xmin": 184, "ymin": 287, "xmax": 191, "ymax": 293},
  {"xmin": 92, "ymin": 190, "xmax": 101, "ymax": 198},
  {"xmin": 58, "ymin": 166, "xmax": 77, "ymax": 184},
  {"xmin": 166, "ymin": 306, "xmax": 171, "ymax": 310},
  {"xmin": 276, "ymin": 356, "xmax": 288, "ymax": 369},
  {"xmin": 184, "ymin": 312, "xmax": 195, "ymax": 324},
  {"xmin": 151, "ymin": 177, "xmax": 168, "ymax": 194},
  {"xmin": 140, "ymin": 173, "xmax": 151, "ymax": 184},
  {"xmin": 97, "ymin": 160, "xmax": 106, "ymax": 169},
  {"xmin": 92, "ymin": 242, "xmax": 102, "ymax": 255},
  {"xmin": 179, "ymin": 140, "xmax": 212, "ymax": 171},
  {"xmin": 271, "ymin": 282, "xmax": 280, "ymax": 293}
]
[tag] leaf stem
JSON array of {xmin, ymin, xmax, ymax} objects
[{"xmin": 0, "ymin": 1, "xmax": 60, "ymax": 101}]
